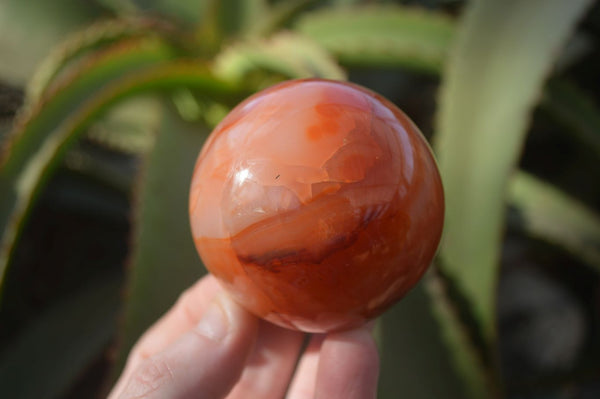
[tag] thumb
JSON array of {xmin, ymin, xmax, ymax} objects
[{"xmin": 117, "ymin": 292, "xmax": 259, "ymax": 399}]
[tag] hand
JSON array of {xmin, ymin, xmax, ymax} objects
[{"xmin": 109, "ymin": 275, "xmax": 380, "ymax": 399}]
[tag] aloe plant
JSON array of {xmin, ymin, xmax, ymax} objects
[{"xmin": 1, "ymin": 1, "xmax": 599, "ymax": 398}]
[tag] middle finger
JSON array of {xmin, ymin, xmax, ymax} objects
[{"xmin": 227, "ymin": 321, "xmax": 304, "ymax": 399}]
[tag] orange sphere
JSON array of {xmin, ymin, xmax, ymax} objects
[{"xmin": 189, "ymin": 79, "xmax": 444, "ymax": 332}]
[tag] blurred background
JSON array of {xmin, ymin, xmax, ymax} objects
[{"xmin": 0, "ymin": 0, "xmax": 599, "ymax": 398}]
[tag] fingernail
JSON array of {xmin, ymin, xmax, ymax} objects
[{"xmin": 195, "ymin": 294, "xmax": 229, "ymax": 341}]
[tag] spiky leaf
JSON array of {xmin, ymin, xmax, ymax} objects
[
  {"xmin": 508, "ymin": 172, "xmax": 600, "ymax": 271},
  {"xmin": 542, "ymin": 79, "xmax": 600, "ymax": 155},
  {"xmin": 0, "ymin": 275, "xmax": 121, "ymax": 399},
  {"xmin": 0, "ymin": 0, "xmax": 105, "ymax": 85},
  {"xmin": 27, "ymin": 17, "xmax": 177, "ymax": 104},
  {"xmin": 434, "ymin": 0, "xmax": 592, "ymax": 344},
  {"xmin": 378, "ymin": 278, "xmax": 479, "ymax": 399},
  {"xmin": 214, "ymin": 32, "xmax": 347, "ymax": 83},
  {"xmin": 111, "ymin": 106, "xmax": 209, "ymax": 378},
  {"xmin": 295, "ymin": 6, "xmax": 455, "ymax": 74},
  {"xmin": 423, "ymin": 270, "xmax": 493, "ymax": 399},
  {"xmin": 0, "ymin": 39, "xmax": 242, "ymax": 294}
]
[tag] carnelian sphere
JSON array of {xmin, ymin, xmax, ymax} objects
[{"xmin": 189, "ymin": 79, "xmax": 444, "ymax": 332}]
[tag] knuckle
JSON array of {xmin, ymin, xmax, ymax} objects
[
  {"xmin": 125, "ymin": 340, "xmax": 154, "ymax": 371},
  {"xmin": 130, "ymin": 339, "xmax": 153, "ymax": 361},
  {"xmin": 176, "ymin": 285, "xmax": 197, "ymax": 306},
  {"xmin": 124, "ymin": 356, "xmax": 174, "ymax": 398},
  {"xmin": 176, "ymin": 289, "xmax": 202, "ymax": 326}
]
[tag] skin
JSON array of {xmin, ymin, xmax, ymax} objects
[{"xmin": 109, "ymin": 274, "xmax": 380, "ymax": 399}]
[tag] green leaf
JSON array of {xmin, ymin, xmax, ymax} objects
[
  {"xmin": 96, "ymin": 0, "xmax": 139, "ymax": 15},
  {"xmin": 218, "ymin": 0, "xmax": 268, "ymax": 37},
  {"xmin": 377, "ymin": 277, "xmax": 477, "ymax": 399},
  {"xmin": 295, "ymin": 5, "xmax": 455, "ymax": 74},
  {"xmin": 26, "ymin": 17, "xmax": 178, "ymax": 104},
  {"xmin": 0, "ymin": 40, "xmax": 244, "ymax": 296},
  {"xmin": 0, "ymin": 39, "xmax": 173, "ymax": 293},
  {"xmin": 200, "ymin": 0, "xmax": 268, "ymax": 46},
  {"xmin": 0, "ymin": 0, "xmax": 106, "ymax": 85},
  {"xmin": 433, "ymin": 0, "xmax": 592, "ymax": 344},
  {"xmin": 329, "ymin": 0, "xmax": 362, "ymax": 6},
  {"xmin": 214, "ymin": 32, "xmax": 347, "ymax": 83},
  {"xmin": 111, "ymin": 106, "xmax": 208, "ymax": 378},
  {"xmin": 423, "ymin": 270, "xmax": 493, "ymax": 399},
  {"xmin": 508, "ymin": 172, "xmax": 600, "ymax": 272},
  {"xmin": 249, "ymin": 0, "xmax": 318, "ymax": 37},
  {"xmin": 541, "ymin": 79, "xmax": 600, "ymax": 155},
  {"xmin": 125, "ymin": 0, "xmax": 209, "ymax": 25},
  {"xmin": 0, "ymin": 274, "xmax": 121, "ymax": 399},
  {"xmin": 86, "ymin": 96, "xmax": 162, "ymax": 155}
]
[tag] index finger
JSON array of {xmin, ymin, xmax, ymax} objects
[{"xmin": 110, "ymin": 274, "xmax": 222, "ymax": 396}]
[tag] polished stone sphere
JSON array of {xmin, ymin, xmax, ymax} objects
[{"xmin": 189, "ymin": 79, "xmax": 444, "ymax": 332}]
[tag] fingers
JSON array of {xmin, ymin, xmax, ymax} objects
[
  {"xmin": 286, "ymin": 334, "xmax": 325, "ymax": 399},
  {"xmin": 116, "ymin": 292, "xmax": 259, "ymax": 399},
  {"xmin": 110, "ymin": 272, "xmax": 380, "ymax": 399},
  {"xmin": 287, "ymin": 325, "xmax": 379, "ymax": 399},
  {"xmin": 128, "ymin": 275, "xmax": 222, "ymax": 367},
  {"xmin": 315, "ymin": 326, "xmax": 380, "ymax": 399},
  {"xmin": 110, "ymin": 275, "xmax": 222, "ymax": 397},
  {"xmin": 226, "ymin": 321, "xmax": 304, "ymax": 399}
]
